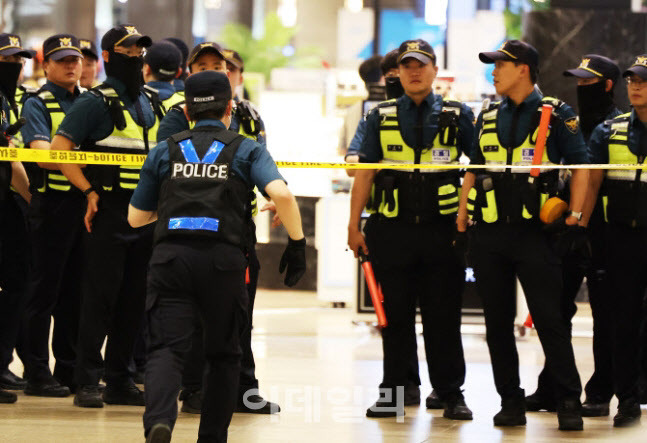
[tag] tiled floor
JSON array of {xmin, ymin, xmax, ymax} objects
[{"xmin": 1, "ymin": 290, "xmax": 644, "ymax": 442}]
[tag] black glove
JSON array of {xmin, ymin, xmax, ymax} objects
[
  {"xmin": 453, "ymin": 230, "xmax": 469, "ymax": 258},
  {"xmin": 551, "ymin": 224, "xmax": 591, "ymax": 261},
  {"xmin": 279, "ymin": 237, "xmax": 306, "ymax": 287}
]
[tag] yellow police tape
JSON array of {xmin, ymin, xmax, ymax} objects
[{"xmin": 1, "ymin": 147, "xmax": 646, "ymax": 170}]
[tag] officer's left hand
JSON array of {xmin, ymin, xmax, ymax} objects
[
  {"xmin": 84, "ymin": 191, "xmax": 100, "ymax": 233},
  {"xmin": 279, "ymin": 237, "xmax": 306, "ymax": 287},
  {"xmin": 261, "ymin": 202, "xmax": 282, "ymax": 228},
  {"xmin": 550, "ymin": 224, "xmax": 591, "ymax": 259}
]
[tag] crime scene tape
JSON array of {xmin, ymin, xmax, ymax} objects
[{"xmin": 1, "ymin": 147, "xmax": 647, "ymax": 170}]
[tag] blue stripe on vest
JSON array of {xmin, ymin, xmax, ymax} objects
[
  {"xmin": 168, "ymin": 217, "xmax": 220, "ymax": 232},
  {"xmin": 178, "ymin": 139, "xmax": 225, "ymax": 164}
]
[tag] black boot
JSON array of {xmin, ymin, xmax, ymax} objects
[
  {"xmin": 0, "ymin": 388, "xmax": 17, "ymax": 404},
  {"xmin": 426, "ymin": 390, "xmax": 443, "ymax": 409},
  {"xmin": 146, "ymin": 423, "xmax": 172, "ymax": 443},
  {"xmin": 557, "ymin": 398, "xmax": 583, "ymax": 431},
  {"xmin": 494, "ymin": 391, "xmax": 526, "ymax": 426},
  {"xmin": 366, "ymin": 388, "xmax": 405, "ymax": 418},
  {"xmin": 0, "ymin": 369, "xmax": 26, "ymax": 390},
  {"xmin": 581, "ymin": 397, "xmax": 609, "ymax": 417},
  {"xmin": 74, "ymin": 385, "xmax": 104, "ymax": 408},
  {"xmin": 179, "ymin": 389, "xmax": 202, "ymax": 414},
  {"xmin": 236, "ymin": 393, "xmax": 281, "ymax": 414},
  {"xmin": 613, "ymin": 399, "xmax": 641, "ymax": 428},
  {"xmin": 103, "ymin": 382, "xmax": 144, "ymax": 406},
  {"xmin": 404, "ymin": 384, "xmax": 420, "ymax": 406},
  {"xmin": 443, "ymin": 392, "xmax": 473, "ymax": 420},
  {"xmin": 525, "ymin": 390, "xmax": 556, "ymax": 412}
]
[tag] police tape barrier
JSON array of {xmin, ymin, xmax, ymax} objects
[{"xmin": 1, "ymin": 147, "xmax": 647, "ymax": 170}]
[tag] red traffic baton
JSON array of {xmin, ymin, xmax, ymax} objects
[
  {"xmin": 358, "ymin": 249, "xmax": 387, "ymax": 328},
  {"xmin": 530, "ymin": 104, "xmax": 553, "ymax": 178},
  {"xmin": 524, "ymin": 313, "xmax": 533, "ymax": 329}
]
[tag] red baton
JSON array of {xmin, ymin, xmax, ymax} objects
[{"xmin": 359, "ymin": 250, "xmax": 387, "ymax": 328}]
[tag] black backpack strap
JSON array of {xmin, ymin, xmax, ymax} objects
[{"xmin": 142, "ymin": 85, "xmax": 166, "ymax": 120}]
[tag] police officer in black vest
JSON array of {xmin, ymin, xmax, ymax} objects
[{"xmin": 128, "ymin": 70, "xmax": 306, "ymax": 443}]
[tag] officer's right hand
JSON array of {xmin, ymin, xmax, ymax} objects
[
  {"xmin": 84, "ymin": 191, "xmax": 99, "ymax": 233},
  {"xmin": 348, "ymin": 227, "xmax": 368, "ymax": 258},
  {"xmin": 279, "ymin": 237, "xmax": 306, "ymax": 287}
]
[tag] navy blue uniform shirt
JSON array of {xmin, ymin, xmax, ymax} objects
[
  {"xmin": 56, "ymin": 76, "xmax": 156, "ymax": 145},
  {"xmin": 347, "ymin": 118, "xmax": 367, "ymax": 158},
  {"xmin": 146, "ymin": 81, "xmax": 176, "ymax": 102},
  {"xmin": 470, "ymin": 89, "xmax": 589, "ymax": 165},
  {"xmin": 20, "ymin": 81, "xmax": 80, "ymax": 145},
  {"xmin": 589, "ymin": 109, "xmax": 646, "ymax": 164},
  {"xmin": 172, "ymin": 78, "xmax": 184, "ymax": 92},
  {"xmin": 157, "ymin": 100, "xmax": 267, "ymax": 146},
  {"xmin": 130, "ymin": 119, "xmax": 284, "ymax": 211},
  {"xmin": 358, "ymin": 92, "xmax": 475, "ymax": 162}
]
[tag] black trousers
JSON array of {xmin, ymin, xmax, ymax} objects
[
  {"xmin": 20, "ymin": 192, "xmax": 84, "ymax": 384},
  {"xmin": 470, "ymin": 222, "xmax": 582, "ymax": 400},
  {"xmin": 143, "ymin": 240, "xmax": 247, "ymax": 442},
  {"xmin": 182, "ymin": 246, "xmax": 260, "ymax": 395},
  {"xmin": 0, "ymin": 195, "xmax": 30, "ymax": 372},
  {"xmin": 534, "ymin": 223, "xmax": 614, "ymax": 403},
  {"xmin": 605, "ymin": 224, "xmax": 647, "ymax": 403},
  {"xmin": 75, "ymin": 193, "xmax": 152, "ymax": 387},
  {"xmin": 364, "ymin": 216, "xmax": 466, "ymax": 398}
]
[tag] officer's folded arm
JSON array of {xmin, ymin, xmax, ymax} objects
[
  {"xmin": 52, "ymin": 134, "xmax": 93, "ymax": 192},
  {"xmin": 30, "ymin": 140, "xmax": 61, "ymax": 170},
  {"xmin": 263, "ymin": 179, "xmax": 304, "ymax": 241},
  {"xmin": 127, "ymin": 205, "xmax": 157, "ymax": 228}
]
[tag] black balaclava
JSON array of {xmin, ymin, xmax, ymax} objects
[
  {"xmin": 577, "ymin": 80, "xmax": 614, "ymax": 140},
  {"xmin": 385, "ymin": 76, "xmax": 404, "ymax": 100},
  {"xmin": 0, "ymin": 61, "xmax": 22, "ymax": 109},
  {"xmin": 104, "ymin": 50, "xmax": 145, "ymax": 101}
]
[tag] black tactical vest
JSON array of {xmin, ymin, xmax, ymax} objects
[{"xmin": 154, "ymin": 126, "xmax": 250, "ymax": 247}]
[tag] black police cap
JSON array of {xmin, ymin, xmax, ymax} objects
[
  {"xmin": 222, "ymin": 48, "xmax": 244, "ymax": 71},
  {"xmin": 43, "ymin": 34, "xmax": 83, "ymax": 61},
  {"xmin": 563, "ymin": 54, "xmax": 620, "ymax": 82},
  {"xmin": 398, "ymin": 39, "xmax": 436, "ymax": 65},
  {"xmin": 144, "ymin": 42, "xmax": 182, "ymax": 77},
  {"xmin": 0, "ymin": 33, "xmax": 32, "ymax": 59},
  {"xmin": 185, "ymin": 70, "xmax": 232, "ymax": 110},
  {"xmin": 79, "ymin": 38, "xmax": 98, "ymax": 60},
  {"xmin": 479, "ymin": 40, "xmax": 539, "ymax": 72},
  {"xmin": 101, "ymin": 24, "xmax": 152, "ymax": 51},
  {"xmin": 623, "ymin": 55, "xmax": 647, "ymax": 80},
  {"xmin": 163, "ymin": 37, "xmax": 189, "ymax": 67},
  {"xmin": 380, "ymin": 49, "xmax": 399, "ymax": 76},
  {"xmin": 187, "ymin": 42, "xmax": 225, "ymax": 67}
]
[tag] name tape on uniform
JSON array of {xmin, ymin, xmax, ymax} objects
[{"xmin": 1, "ymin": 147, "xmax": 647, "ymax": 170}]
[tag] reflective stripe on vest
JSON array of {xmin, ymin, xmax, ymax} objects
[
  {"xmin": 606, "ymin": 113, "xmax": 646, "ymax": 181},
  {"xmin": 37, "ymin": 90, "xmax": 72, "ymax": 192},
  {"xmin": 94, "ymin": 86, "xmax": 159, "ymax": 190}
]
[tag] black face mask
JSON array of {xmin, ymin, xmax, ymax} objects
[
  {"xmin": 577, "ymin": 81, "xmax": 614, "ymax": 138},
  {"xmin": 385, "ymin": 76, "xmax": 404, "ymax": 100},
  {"xmin": 0, "ymin": 61, "xmax": 22, "ymax": 108},
  {"xmin": 104, "ymin": 51, "xmax": 144, "ymax": 101},
  {"xmin": 366, "ymin": 83, "xmax": 386, "ymax": 101}
]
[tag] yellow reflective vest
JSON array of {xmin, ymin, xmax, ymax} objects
[
  {"xmin": 91, "ymin": 85, "xmax": 159, "ymax": 191},
  {"xmin": 365, "ymin": 98, "xmax": 463, "ymax": 220},
  {"xmin": 467, "ymin": 97, "xmax": 561, "ymax": 223}
]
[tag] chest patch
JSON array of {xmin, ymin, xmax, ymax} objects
[
  {"xmin": 483, "ymin": 145, "xmax": 499, "ymax": 152},
  {"xmin": 387, "ymin": 144, "xmax": 403, "ymax": 152},
  {"xmin": 432, "ymin": 148, "xmax": 451, "ymax": 162},
  {"xmin": 521, "ymin": 148, "xmax": 535, "ymax": 162}
]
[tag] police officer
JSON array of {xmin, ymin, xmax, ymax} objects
[
  {"xmin": 157, "ymin": 42, "xmax": 276, "ymax": 415},
  {"xmin": 348, "ymin": 39, "xmax": 473, "ymax": 420},
  {"xmin": 51, "ymin": 24, "xmax": 158, "ymax": 408},
  {"xmin": 128, "ymin": 70, "xmax": 306, "ymax": 443},
  {"xmin": 19, "ymin": 34, "xmax": 85, "ymax": 398},
  {"xmin": 457, "ymin": 40, "xmax": 588, "ymax": 430},
  {"xmin": 163, "ymin": 37, "xmax": 189, "ymax": 93},
  {"xmin": 143, "ymin": 41, "xmax": 182, "ymax": 106},
  {"xmin": 79, "ymin": 39, "xmax": 99, "ymax": 89},
  {"xmin": 587, "ymin": 54, "xmax": 647, "ymax": 427},
  {"xmin": 157, "ymin": 42, "xmax": 266, "ymax": 145},
  {"xmin": 0, "ymin": 33, "xmax": 32, "ymax": 403},
  {"xmin": 525, "ymin": 55, "xmax": 622, "ymax": 417}
]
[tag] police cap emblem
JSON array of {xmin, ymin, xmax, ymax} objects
[{"xmin": 564, "ymin": 117, "xmax": 579, "ymax": 134}]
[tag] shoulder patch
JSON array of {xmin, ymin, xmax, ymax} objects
[{"xmin": 564, "ymin": 116, "xmax": 579, "ymax": 134}]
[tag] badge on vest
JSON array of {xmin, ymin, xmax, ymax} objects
[
  {"xmin": 564, "ymin": 117, "xmax": 579, "ymax": 134},
  {"xmin": 432, "ymin": 148, "xmax": 451, "ymax": 162},
  {"xmin": 483, "ymin": 145, "xmax": 499, "ymax": 152},
  {"xmin": 522, "ymin": 148, "xmax": 534, "ymax": 162},
  {"xmin": 387, "ymin": 144, "xmax": 403, "ymax": 152}
]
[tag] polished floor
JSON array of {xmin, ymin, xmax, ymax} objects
[{"xmin": 1, "ymin": 290, "xmax": 645, "ymax": 442}]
